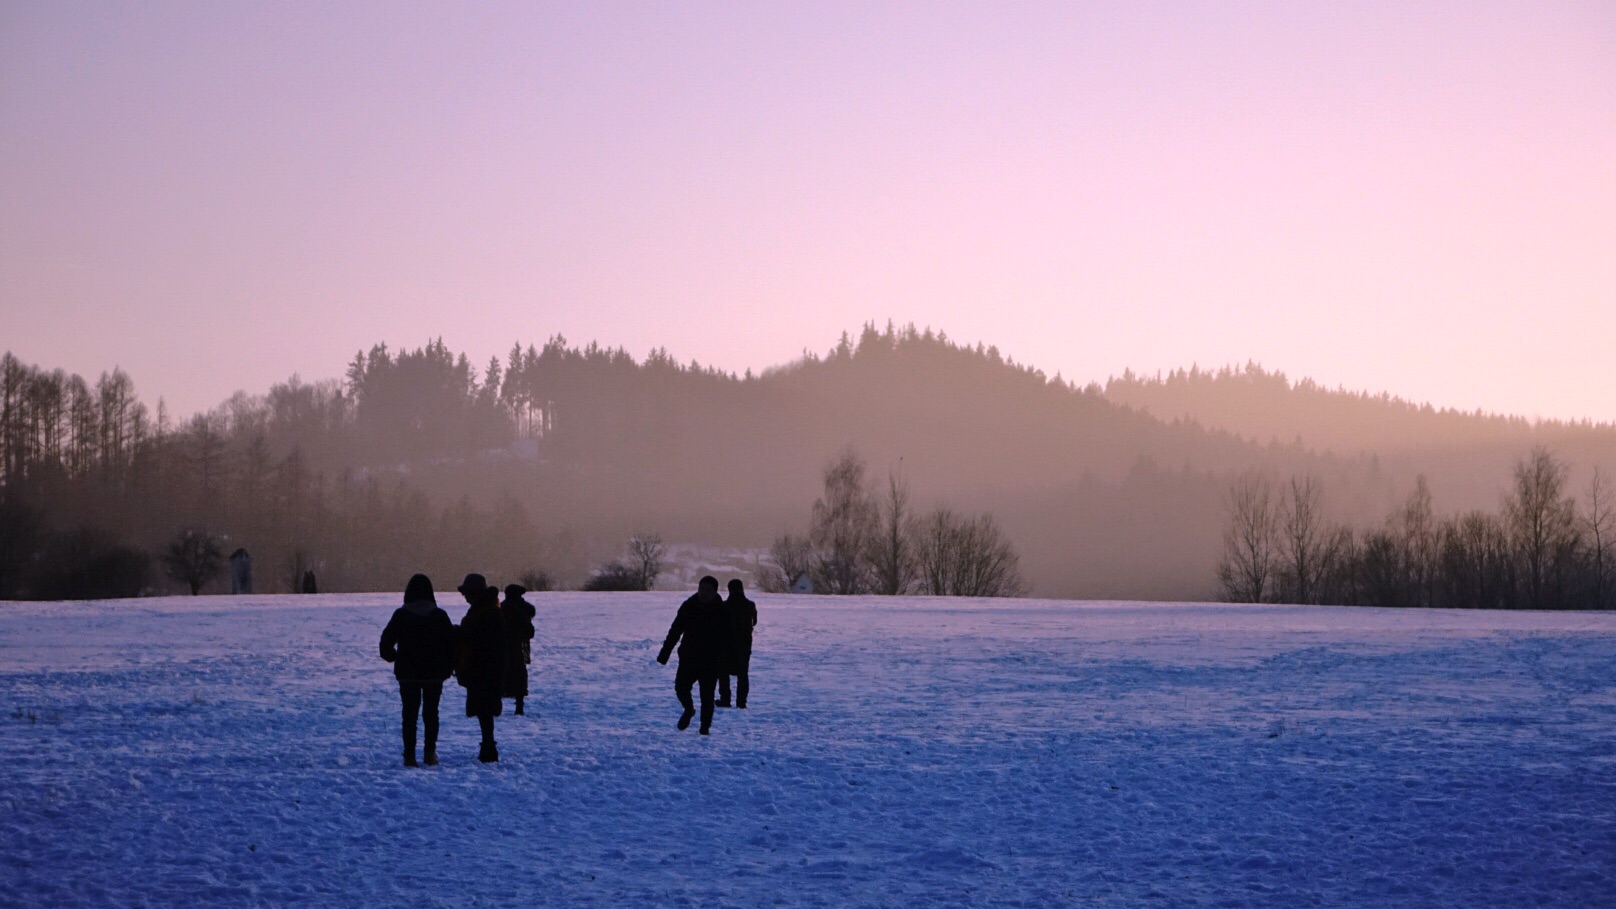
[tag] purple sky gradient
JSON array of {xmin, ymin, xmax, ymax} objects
[{"xmin": 3, "ymin": 2, "xmax": 1613, "ymax": 420}]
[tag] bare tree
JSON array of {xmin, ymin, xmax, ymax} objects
[
  {"xmin": 1314, "ymin": 525, "xmax": 1358, "ymax": 605},
  {"xmin": 1435, "ymin": 510, "xmax": 1512, "ymax": 609},
  {"xmin": 761, "ymin": 533, "xmax": 813, "ymax": 593},
  {"xmin": 1582, "ymin": 467, "xmax": 1615, "ymax": 609},
  {"xmin": 627, "ymin": 532, "xmax": 667, "ymax": 590},
  {"xmin": 1504, "ymin": 447, "xmax": 1578, "ymax": 609},
  {"xmin": 1217, "ymin": 474, "xmax": 1276, "ymax": 603},
  {"xmin": 1397, "ymin": 475, "xmax": 1438, "ymax": 608},
  {"xmin": 1276, "ymin": 474, "xmax": 1327, "ymax": 604},
  {"xmin": 519, "ymin": 569, "xmax": 555, "ymax": 592},
  {"xmin": 867, "ymin": 472, "xmax": 918, "ymax": 595},
  {"xmin": 948, "ymin": 512, "xmax": 1027, "ymax": 597},
  {"xmin": 914, "ymin": 507, "xmax": 1027, "ymax": 597},
  {"xmin": 810, "ymin": 449, "xmax": 877, "ymax": 595},
  {"xmin": 163, "ymin": 529, "xmax": 224, "ymax": 595}
]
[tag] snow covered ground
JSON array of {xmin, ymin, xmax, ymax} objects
[{"xmin": 3, "ymin": 593, "xmax": 1615, "ymax": 907}]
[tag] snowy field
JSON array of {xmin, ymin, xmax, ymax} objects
[{"xmin": 3, "ymin": 593, "xmax": 1616, "ymax": 908}]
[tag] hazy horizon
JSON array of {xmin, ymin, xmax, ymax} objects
[{"xmin": 4, "ymin": 2, "xmax": 1613, "ymax": 421}]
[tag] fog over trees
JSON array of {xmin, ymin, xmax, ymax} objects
[
  {"xmin": 4, "ymin": 323, "xmax": 1616, "ymax": 602},
  {"xmin": 1217, "ymin": 449, "xmax": 1615, "ymax": 610}
]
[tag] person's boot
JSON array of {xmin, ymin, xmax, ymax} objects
[
  {"xmin": 404, "ymin": 747, "xmax": 418, "ymax": 768},
  {"xmin": 699, "ymin": 725, "xmax": 711, "ymax": 736},
  {"xmin": 423, "ymin": 747, "xmax": 438, "ymax": 766},
  {"xmin": 478, "ymin": 741, "xmax": 499, "ymax": 763},
  {"xmin": 715, "ymin": 698, "xmax": 732, "ymax": 708},
  {"xmin": 678, "ymin": 708, "xmax": 695, "ymax": 730},
  {"xmin": 514, "ymin": 698, "xmax": 525, "ymax": 716}
]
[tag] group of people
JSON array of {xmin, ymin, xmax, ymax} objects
[
  {"xmin": 378, "ymin": 571, "xmax": 758, "ymax": 764},
  {"xmin": 658, "ymin": 576, "xmax": 757, "ymax": 735},
  {"xmin": 378, "ymin": 572, "xmax": 535, "ymax": 766}
]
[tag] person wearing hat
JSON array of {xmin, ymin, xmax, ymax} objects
[
  {"xmin": 379, "ymin": 573, "xmax": 455, "ymax": 767},
  {"xmin": 656, "ymin": 575, "xmax": 734, "ymax": 735},
  {"xmin": 454, "ymin": 573, "xmax": 507, "ymax": 762},
  {"xmin": 501, "ymin": 583, "xmax": 536, "ymax": 715}
]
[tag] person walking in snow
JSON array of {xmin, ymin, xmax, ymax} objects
[
  {"xmin": 379, "ymin": 573, "xmax": 455, "ymax": 767},
  {"xmin": 455, "ymin": 573, "xmax": 507, "ymax": 762},
  {"xmin": 656, "ymin": 575, "xmax": 734, "ymax": 735},
  {"xmin": 501, "ymin": 583, "xmax": 536, "ymax": 716},
  {"xmin": 716, "ymin": 578, "xmax": 757, "ymax": 709}
]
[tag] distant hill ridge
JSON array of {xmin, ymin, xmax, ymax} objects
[{"xmin": 1103, "ymin": 362, "xmax": 1616, "ymax": 456}]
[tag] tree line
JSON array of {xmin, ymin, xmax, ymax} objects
[{"xmin": 1216, "ymin": 448, "xmax": 1613, "ymax": 610}]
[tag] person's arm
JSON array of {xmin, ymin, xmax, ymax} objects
[
  {"xmin": 379, "ymin": 613, "xmax": 400, "ymax": 663},
  {"xmin": 434, "ymin": 611, "xmax": 456, "ymax": 680},
  {"xmin": 657, "ymin": 603, "xmax": 687, "ymax": 664},
  {"xmin": 751, "ymin": 600, "xmax": 758, "ymax": 629}
]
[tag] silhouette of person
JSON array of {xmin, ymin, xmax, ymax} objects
[
  {"xmin": 379, "ymin": 574, "xmax": 455, "ymax": 767},
  {"xmin": 455, "ymin": 573, "xmax": 507, "ymax": 762},
  {"xmin": 301, "ymin": 570, "xmax": 318, "ymax": 594},
  {"xmin": 717, "ymin": 578, "xmax": 757, "ymax": 709},
  {"xmin": 501, "ymin": 583, "xmax": 536, "ymax": 715},
  {"xmin": 657, "ymin": 575, "xmax": 733, "ymax": 735}
]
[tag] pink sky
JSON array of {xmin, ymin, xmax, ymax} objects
[{"xmin": 2, "ymin": 2, "xmax": 1613, "ymax": 421}]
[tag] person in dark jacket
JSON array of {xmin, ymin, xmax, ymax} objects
[
  {"xmin": 656, "ymin": 575, "xmax": 733, "ymax": 735},
  {"xmin": 717, "ymin": 578, "xmax": 758, "ymax": 709},
  {"xmin": 379, "ymin": 574, "xmax": 455, "ymax": 767},
  {"xmin": 501, "ymin": 583, "xmax": 536, "ymax": 715},
  {"xmin": 455, "ymin": 573, "xmax": 507, "ymax": 762}
]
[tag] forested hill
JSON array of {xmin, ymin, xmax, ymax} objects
[
  {"xmin": 1102, "ymin": 364, "xmax": 1616, "ymax": 511},
  {"xmin": 3, "ymin": 325, "xmax": 1604, "ymax": 600}
]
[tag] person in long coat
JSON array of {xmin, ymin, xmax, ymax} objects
[
  {"xmin": 717, "ymin": 578, "xmax": 758, "ymax": 709},
  {"xmin": 455, "ymin": 573, "xmax": 507, "ymax": 762},
  {"xmin": 501, "ymin": 583, "xmax": 536, "ymax": 715},
  {"xmin": 656, "ymin": 575, "xmax": 733, "ymax": 735},
  {"xmin": 379, "ymin": 574, "xmax": 455, "ymax": 767}
]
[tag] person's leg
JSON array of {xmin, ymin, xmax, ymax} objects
[
  {"xmin": 698, "ymin": 675, "xmax": 717, "ymax": 734},
  {"xmin": 674, "ymin": 664, "xmax": 697, "ymax": 729},
  {"xmin": 717, "ymin": 673, "xmax": 731, "ymax": 706},
  {"xmin": 477, "ymin": 712, "xmax": 498, "ymax": 762},
  {"xmin": 736, "ymin": 657, "xmax": 749, "ymax": 709},
  {"xmin": 515, "ymin": 696, "xmax": 525, "ymax": 715},
  {"xmin": 400, "ymin": 681, "xmax": 422, "ymax": 766},
  {"xmin": 422, "ymin": 681, "xmax": 441, "ymax": 764}
]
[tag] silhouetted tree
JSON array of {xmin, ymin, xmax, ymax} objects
[
  {"xmin": 0, "ymin": 497, "xmax": 44, "ymax": 598},
  {"xmin": 583, "ymin": 561, "xmax": 644, "ymax": 591},
  {"xmin": 163, "ymin": 530, "xmax": 224, "ymax": 595},
  {"xmin": 628, "ymin": 532, "xmax": 667, "ymax": 590},
  {"xmin": 1582, "ymin": 467, "xmax": 1614, "ymax": 610},
  {"xmin": 34, "ymin": 528, "xmax": 149, "ymax": 599},
  {"xmin": 1276, "ymin": 474, "xmax": 1328, "ymax": 604},
  {"xmin": 761, "ymin": 533, "xmax": 813, "ymax": 593},
  {"xmin": 1434, "ymin": 511, "xmax": 1513, "ymax": 609},
  {"xmin": 519, "ymin": 569, "xmax": 555, "ymax": 592},
  {"xmin": 810, "ymin": 449, "xmax": 876, "ymax": 595},
  {"xmin": 867, "ymin": 472, "xmax": 918, "ymax": 595},
  {"xmin": 1218, "ymin": 474, "xmax": 1276, "ymax": 603},
  {"xmin": 1505, "ymin": 448, "xmax": 1577, "ymax": 609},
  {"xmin": 1397, "ymin": 476, "xmax": 1438, "ymax": 609}
]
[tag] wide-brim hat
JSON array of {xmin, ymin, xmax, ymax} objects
[
  {"xmin": 458, "ymin": 573, "xmax": 490, "ymax": 595},
  {"xmin": 504, "ymin": 583, "xmax": 527, "ymax": 598}
]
